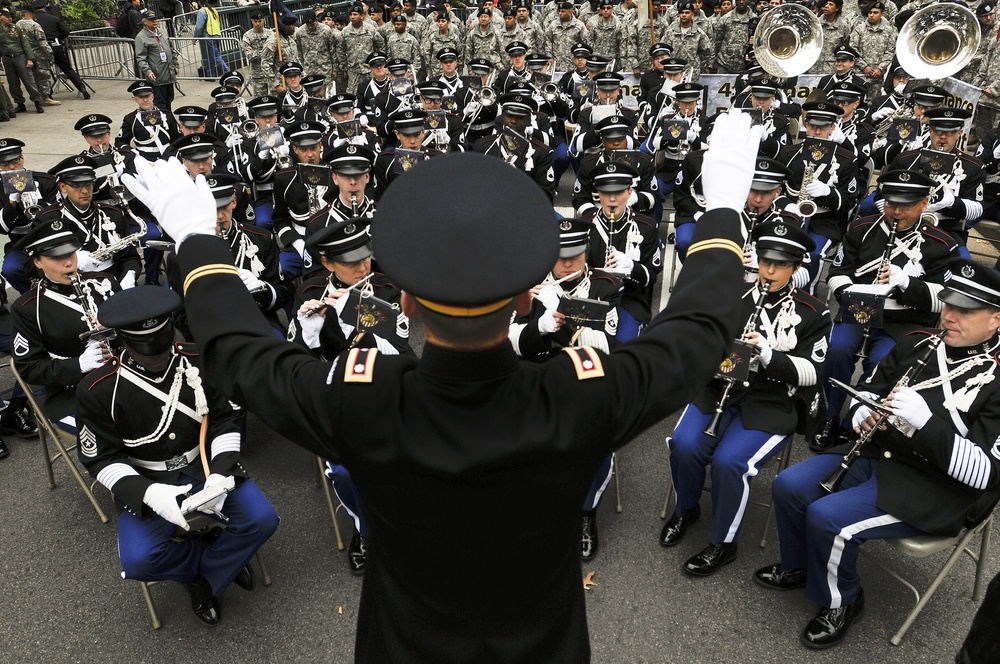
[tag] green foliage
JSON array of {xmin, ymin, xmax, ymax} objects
[{"xmin": 56, "ymin": 0, "xmax": 121, "ymax": 31}]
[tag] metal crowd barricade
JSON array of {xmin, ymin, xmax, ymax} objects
[
  {"xmin": 170, "ymin": 28, "xmax": 250, "ymax": 81},
  {"xmin": 67, "ymin": 35, "xmax": 138, "ymax": 81}
]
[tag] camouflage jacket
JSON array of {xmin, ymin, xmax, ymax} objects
[
  {"xmin": 545, "ymin": 17, "xmax": 589, "ymax": 71},
  {"xmin": 295, "ymin": 23, "xmax": 337, "ymax": 77},
  {"xmin": 711, "ymin": 10, "xmax": 752, "ymax": 74},
  {"xmin": 338, "ymin": 22, "xmax": 386, "ymax": 72}
]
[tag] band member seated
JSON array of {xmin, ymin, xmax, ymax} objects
[
  {"xmin": 661, "ymin": 221, "xmax": 831, "ymax": 576},
  {"xmin": 471, "ymin": 93, "xmax": 556, "ymax": 200},
  {"xmin": 508, "ymin": 217, "xmax": 624, "ymax": 560},
  {"xmin": 306, "ymin": 144, "xmax": 377, "ymax": 237},
  {"xmin": 814, "ymin": 170, "xmax": 958, "ymax": 451},
  {"xmin": 739, "ymin": 159, "xmax": 809, "ymax": 288},
  {"xmin": 115, "ymin": 80, "xmax": 181, "ymax": 162},
  {"xmin": 580, "ymin": 161, "xmax": 661, "ymax": 341},
  {"xmin": 757, "ymin": 258, "xmax": 1000, "ymax": 650},
  {"xmin": 289, "ymin": 219, "xmax": 410, "ymax": 575},
  {"xmin": 43, "ymin": 156, "xmax": 142, "ymax": 289},
  {"xmin": 373, "ymin": 109, "xmax": 446, "ymax": 199},
  {"xmin": 11, "ymin": 219, "xmax": 120, "ymax": 433},
  {"xmin": 575, "ymin": 115, "xmax": 658, "ymax": 219},
  {"xmin": 76, "ymin": 286, "xmax": 279, "ymax": 627},
  {"xmin": 639, "ymin": 81, "xmax": 704, "ymax": 209},
  {"xmin": 323, "ymin": 93, "xmax": 380, "ymax": 152}
]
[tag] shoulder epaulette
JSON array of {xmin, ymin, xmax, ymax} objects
[
  {"xmin": 590, "ymin": 269, "xmax": 623, "ymax": 287},
  {"xmin": 18, "ymin": 292, "xmax": 39, "ymax": 309},
  {"xmin": 344, "ymin": 347, "xmax": 378, "ymax": 383},
  {"xmin": 84, "ymin": 358, "xmax": 120, "ymax": 390},
  {"xmin": 905, "ymin": 328, "xmax": 938, "ymax": 339},
  {"xmin": 919, "ymin": 223, "xmax": 956, "ymax": 245},
  {"xmin": 793, "ymin": 289, "xmax": 824, "ymax": 312},
  {"xmin": 239, "ymin": 223, "xmax": 271, "ymax": 238},
  {"xmin": 958, "ymin": 152, "xmax": 983, "ymax": 167},
  {"xmin": 175, "ymin": 341, "xmax": 200, "ymax": 357},
  {"xmin": 562, "ymin": 346, "xmax": 605, "ymax": 380}
]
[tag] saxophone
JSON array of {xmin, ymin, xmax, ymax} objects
[{"xmin": 796, "ymin": 161, "xmax": 817, "ymax": 219}]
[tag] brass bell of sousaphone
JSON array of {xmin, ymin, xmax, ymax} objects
[
  {"xmin": 896, "ymin": 4, "xmax": 981, "ymax": 80},
  {"xmin": 753, "ymin": 3, "xmax": 824, "ymax": 78}
]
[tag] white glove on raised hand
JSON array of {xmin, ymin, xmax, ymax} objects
[
  {"xmin": 536, "ymin": 283, "xmax": 560, "ymax": 311},
  {"xmin": 143, "ymin": 482, "xmax": 192, "ymax": 530},
  {"xmin": 702, "ymin": 109, "xmax": 764, "ymax": 212},
  {"xmin": 830, "ymin": 126, "xmax": 846, "ymax": 144},
  {"xmin": 76, "ymin": 249, "xmax": 102, "ymax": 273},
  {"xmin": 79, "ymin": 340, "xmax": 105, "ymax": 373},
  {"xmin": 198, "ymin": 474, "xmax": 229, "ymax": 514},
  {"xmin": 890, "ymin": 386, "xmax": 933, "ymax": 429},
  {"xmin": 121, "ymin": 157, "xmax": 215, "ymax": 251},
  {"xmin": 238, "ymin": 268, "xmax": 265, "ymax": 292},
  {"xmin": 926, "ymin": 187, "xmax": 956, "ymax": 213},
  {"xmin": 120, "ymin": 271, "xmax": 137, "ymax": 289},
  {"xmin": 612, "ymin": 250, "xmax": 635, "ymax": 273},
  {"xmin": 886, "ymin": 264, "xmax": 910, "ymax": 291},
  {"xmin": 805, "ymin": 180, "xmax": 832, "ymax": 198},
  {"xmin": 538, "ymin": 309, "xmax": 559, "ymax": 334},
  {"xmin": 851, "ymin": 404, "xmax": 873, "ymax": 431}
]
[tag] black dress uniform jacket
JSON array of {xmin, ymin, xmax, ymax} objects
[
  {"xmin": 0, "ymin": 171, "xmax": 59, "ymax": 240},
  {"xmin": 778, "ymin": 138, "xmax": 859, "ymax": 242},
  {"xmin": 55, "ymin": 202, "xmax": 144, "ymax": 282},
  {"xmin": 272, "ymin": 164, "xmax": 336, "ymax": 249},
  {"xmin": 76, "ymin": 343, "xmax": 244, "ymax": 516},
  {"xmin": 115, "ymin": 107, "xmax": 181, "ymax": 161},
  {"xmin": 573, "ymin": 148, "xmax": 659, "ymax": 216},
  {"xmin": 693, "ymin": 282, "xmax": 832, "ymax": 435},
  {"xmin": 471, "ymin": 131, "xmax": 556, "ymax": 201},
  {"xmin": 847, "ymin": 330, "xmax": 1000, "ymax": 536},
  {"xmin": 885, "ymin": 148, "xmax": 988, "ymax": 237},
  {"xmin": 176, "ymin": 209, "xmax": 746, "ymax": 663}
]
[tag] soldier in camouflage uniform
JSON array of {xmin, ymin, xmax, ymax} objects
[
  {"xmin": 500, "ymin": 9, "xmax": 533, "ymax": 55},
  {"xmin": 972, "ymin": 2, "xmax": 1000, "ymax": 146},
  {"xmin": 586, "ymin": 1, "xmax": 633, "ymax": 71},
  {"xmin": 296, "ymin": 9, "xmax": 338, "ymax": 86},
  {"xmin": 16, "ymin": 4, "xmax": 56, "ymax": 105},
  {"xmin": 466, "ymin": 8, "xmax": 505, "ymax": 71},
  {"xmin": 664, "ymin": 1, "xmax": 712, "ymax": 81},
  {"xmin": 711, "ymin": 0, "xmax": 753, "ymax": 74},
  {"xmin": 422, "ymin": 13, "xmax": 465, "ymax": 79},
  {"xmin": 850, "ymin": 2, "xmax": 896, "ymax": 103},
  {"xmin": 808, "ymin": 0, "xmax": 851, "ymax": 74},
  {"xmin": 338, "ymin": 3, "xmax": 387, "ymax": 94},
  {"xmin": 386, "ymin": 15, "xmax": 423, "ymax": 74},
  {"xmin": 261, "ymin": 15, "xmax": 301, "ymax": 94},
  {"xmin": 244, "ymin": 11, "xmax": 275, "ymax": 97},
  {"xmin": 633, "ymin": 0, "xmax": 670, "ymax": 73},
  {"xmin": 402, "ymin": 0, "xmax": 430, "ymax": 43},
  {"xmin": 545, "ymin": 1, "xmax": 589, "ymax": 71},
  {"xmin": 515, "ymin": 1, "xmax": 545, "ymax": 53}
]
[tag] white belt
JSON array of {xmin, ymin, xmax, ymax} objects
[{"xmin": 129, "ymin": 446, "xmax": 200, "ymax": 471}]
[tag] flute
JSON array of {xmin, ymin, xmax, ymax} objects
[{"xmin": 302, "ymin": 273, "xmax": 374, "ymax": 318}]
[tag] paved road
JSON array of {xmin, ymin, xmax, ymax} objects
[{"xmin": 0, "ymin": 77, "xmax": 992, "ymax": 663}]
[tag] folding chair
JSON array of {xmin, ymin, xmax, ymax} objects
[
  {"xmin": 860, "ymin": 513, "xmax": 993, "ymax": 646},
  {"xmin": 139, "ymin": 551, "xmax": 272, "ymax": 629},
  {"xmin": 317, "ymin": 456, "xmax": 346, "ymax": 550},
  {"xmin": 10, "ymin": 357, "xmax": 109, "ymax": 523},
  {"xmin": 659, "ymin": 435, "xmax": 794, "ymax": 548}
]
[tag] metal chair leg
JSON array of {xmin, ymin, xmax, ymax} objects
[
  {"xmin": 139, "ymin": 582, "xmax": 162, "ymax": 629},
  {"xmin": 317, "ymin": 456, "xmax": 345, "ymax": 550},
  {"xmin": 660, "ymin": 473, "xmax": 673, "ymax": 520},
  {"xmin": 612, "ymin": 453, "xmax": 622, "ymax": 513},
  {"xmin": 255, "ymin": 551, "xmax": 272, "ymax": 587}
]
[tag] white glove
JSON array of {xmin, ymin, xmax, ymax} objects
[
  {"xmin": 753, "ymin": 334, "xmax": 773, "ymax": 367},
  {"xmin": 890, "ymin": 386, "xmax": 933, "ymax": 429},
  {"xmin": 886, "ymin": 264, "xmax": 910, "ymax": 291},
  {"xmin": 926, "ymin": 187, "xmax": 956, "ymax": 213},
  {"xmin": 143, "ymin": 482, "xmax": 192, "ymax": 530},
  {"xmin": 536, "ymin": 283, "xmax": 560, "ymax": 311},
  {"xmin": 198, "ymin": 473, "xmax": 229, "ymax": 515},
  {"xmin": 870, "ymin": 106, "xmax": 893, "ymax": 122},
  {"xmin": 238, "ymin": 268, "xmax": 265, "ymax": 292},
  {"xmin": 76, "ymin": 249, "xmax": 102, "ymax": 273},
  {"xmin": 332, "ymin": 289, "xmax": 351, "ymax": 316},
  {"xmin": 226, "ymin": 132, "xmax": 242, "ymax": 148},
  {"xmin": 612, "ymin": 250, "xmax": 635, "ymax": 273},
  {"xmin": 538, "ymin": 309, "xmax": 559, "ymax": 334},
  {"xmin": 292, "ymin": 238, "xmax": 306, "ymax": 258},
  {"xmin": 994, "ymin": 142, "xmax": 1000, "ymax": 160},
  {"xmin": 783, "ymin": 202, "xmax": 803, "ymax": 216},
  {"xmin": 120, "ymin": 271, "xmax": 137, "ymax": 289},
  {"xmin": 121, "ymin": 157, "xmax": 216, "ymax": 251},
  {"xmin": 702, "ymin": 109, "xmax": 763, "ymax": 212},
  {"xmin": 902, "ymin": 138, "xmax": 923, "ymax": 152},
  {"xmin": 626, "ymin": 190, "xmax": 638, "ymax": 207},
  {"xmin": 257, "ymin": 148, "xmax": 270, "ymax": 160},
  {"xmin": 805, "ymin": 180, "xmax": 832, "ymax": 198},
  {"xmin": 830, "ymin": 126, "xmax": 846, "ymax": 144},
  {"xmin": 685, "ymin": 129, "xmax": 699, "ymax": 142},
  {"xmin": 78, "ymin": 340, "xmax": 105, "ymax": 373},
  {"xmin": 274, "ymin": 144, "xmax": 289, "ymax": 158},
  {"xmin": 295, "ymin": 301, "xmax": 325, "ymax": 348},
  {"xmin": 851, "ymin": 404, "xmax": 873, "ymax": 431}
]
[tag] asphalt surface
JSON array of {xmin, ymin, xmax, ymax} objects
[{"xmin": 0, "ymin": 77, "xmax": 994, "ymax": 663}]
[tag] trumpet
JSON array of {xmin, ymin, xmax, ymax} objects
[
  {"xmin": 541, "ymin": 82, "xmax": 563, "ymax": 104},
  {"xmin": 873, "ymin": 102, "xmax": 914, "ymax": 140},
  {"xmin": 796, "ymin": 161, "xmax": 817, "ymax": 219},
  {"xmin": 90, "ymin": 218, "xmax": 148, "ymax": 263},
  {"xmin": 476, "ymin": 86, "xmax": 497, "ymax": 106},
  {"xmin": 704, "ymin": 279, "xmax": 774, "ymax": 438},
  {"xmin": 70, "ymin": 273, "xmax": 116, "ymax": 353},
  {"xmin": 822, "ymin": 329, "xmax": 946, "ymax": 493},
  {"xmin": 241, "ymin": 119, "xmax": 259, "ymax": 140}
]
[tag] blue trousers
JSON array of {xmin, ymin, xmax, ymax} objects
[
  {"xmin": 553, "ymin": 142, "xmax": 570, "ymax": 184},
  {"xmin": 616, "ymin": 307, "xmax": 642, "ymax": 343},
  {"xmin": 824, "ymin": 323, "xmax": 896, "ymax": 421},
  {"xmin": 325, "ymin": 462, "xmax": 368, "ymax": 537},
  {"xmin": 118, "ymin": 476, "xmax": 279, "ymax": 597},
  {"xmin": 201, "ymin": 39, "xmax": 229, "ymax": 79},
  {"xmin": 805, "ymin": 232, "xmax": 833, "ymax": 294},
  {"xmin": 582, "ymin": 454, "xmax": 614, "ymax": 512},
  {"xmin": 773, "ymin": 455, "xmax": 923, "ymax": 608},
  {"xmin": 132, "ymin": 218, "xmax": 164, "ymax": 285},
  {"xmin": 669, "ymin": 404, "xmax": 788, "ymax": 544},
  {"xmin": 253, "ymin": 200, "xmax": 274, "ymax": 231},
  {"xmin": 279, "ymin": 248, "xmax": 303, "ymax": 280},
  {"xmin": 859, "ymin": 191, "xmax": 878, "ymax": 217},
  {"xmin": 2, "ymin": 249, "xmax": 30, "ymax": 294},
  {"xmin": 674, "ymin": 222, "xmax": 694, "ymax": 262}
]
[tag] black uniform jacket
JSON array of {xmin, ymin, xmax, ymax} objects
[
  {"xmin": 847, "ymin": 330, "xmax": 1000, "ymax": 536},
  {"xmin": 76, "ymin": 343, "xmax": 244, "ymax": 517},
  {"xmin": 694, "ymin": 282, "xmax": 832, "ymax": 435},
  {"xmin": 176, "ymin": 209, "xmax": 745, "ymax": 663},
  {"xmin": 778, "ymin": 137, "xmax": 859, "ymax": 242}
]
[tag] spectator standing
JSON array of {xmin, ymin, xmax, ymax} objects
[{"xmin": 134, "ymin": 9, "xmax": 179, "ymax": 111}]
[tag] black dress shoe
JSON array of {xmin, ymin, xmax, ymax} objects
[
  {"xmin": 801, "ymin": 588, "xmax": 865, "ymax": 649},
  {"xmin": 754, "ymin": 563, "xmax": 807, "ymax": 591},
  {"xmin": 15, "ymin": 103, "xmax": 26, "ymax": 113},
  {"xmin": 580, "ymin": 510, "xmax": 598, "ymax": 561},
  {"xmin": 83, "ymin": 91, "xmax": 92, "ymax": 100},
  {"xmin": 1, "ymin": 404, "xmax": 37, "ymax": 436},
  {"xmin": 659, "ymin": 504, "xmax": 700, "ymax": 547},
  {"xmin": 186, "ymin": 576, "xmax": 222, "ymax": 626},
  {"xmin": 683, "ymin": 542, "xmax": 737, "ymax": 577},
  {"xmin": 34, "ymin": 102, "xmax": 44, "ymax": 114},
  {"xmin": 0, "ymin": 437, "xmax": 9, "ymax": 459},
  {"xmin": 234, "ymin": 565, "xmax": 255, "ymax": 591},
  {"xmin": 0, "ymin": 113, "xmax": 8, "ymax": 122},
  {"xmin": 348, "ymin": 528, "xmax": 367, "ymax": 576}
]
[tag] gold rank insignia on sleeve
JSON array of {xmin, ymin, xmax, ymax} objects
[
  {"xmin": 562, "ymin": 346, "xmax": 605, "ymax": 380},
  {"xmin": 344, "ymin": 347, "xmax": 378, "ymax": 383}
]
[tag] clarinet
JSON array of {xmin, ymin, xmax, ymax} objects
[
  {"xmin": 856, "ymin": 218, "xmax": 899, "ymax": 362},
  {"xmin": 704, "ymin": 279, "xmax": 774, "ymax": 438},
  {"xmin": 742, "ymin": 209, "xmax": 759, "ymax": 278},
  {"xmin": 821, "ymin": 329, "xmax": 946, "ymax": 493},
  {"xmin": 70, "ymin": 274, "xmax": 116, "ymax": 354},
  {"xmin": 351, "ymin": 192, "xmax": 358, "ymax": 217}
]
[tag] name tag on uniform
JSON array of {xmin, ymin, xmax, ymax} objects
[{"xmin": 160, "ymin": 52, "xmax": 168, "ymax": 62}]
